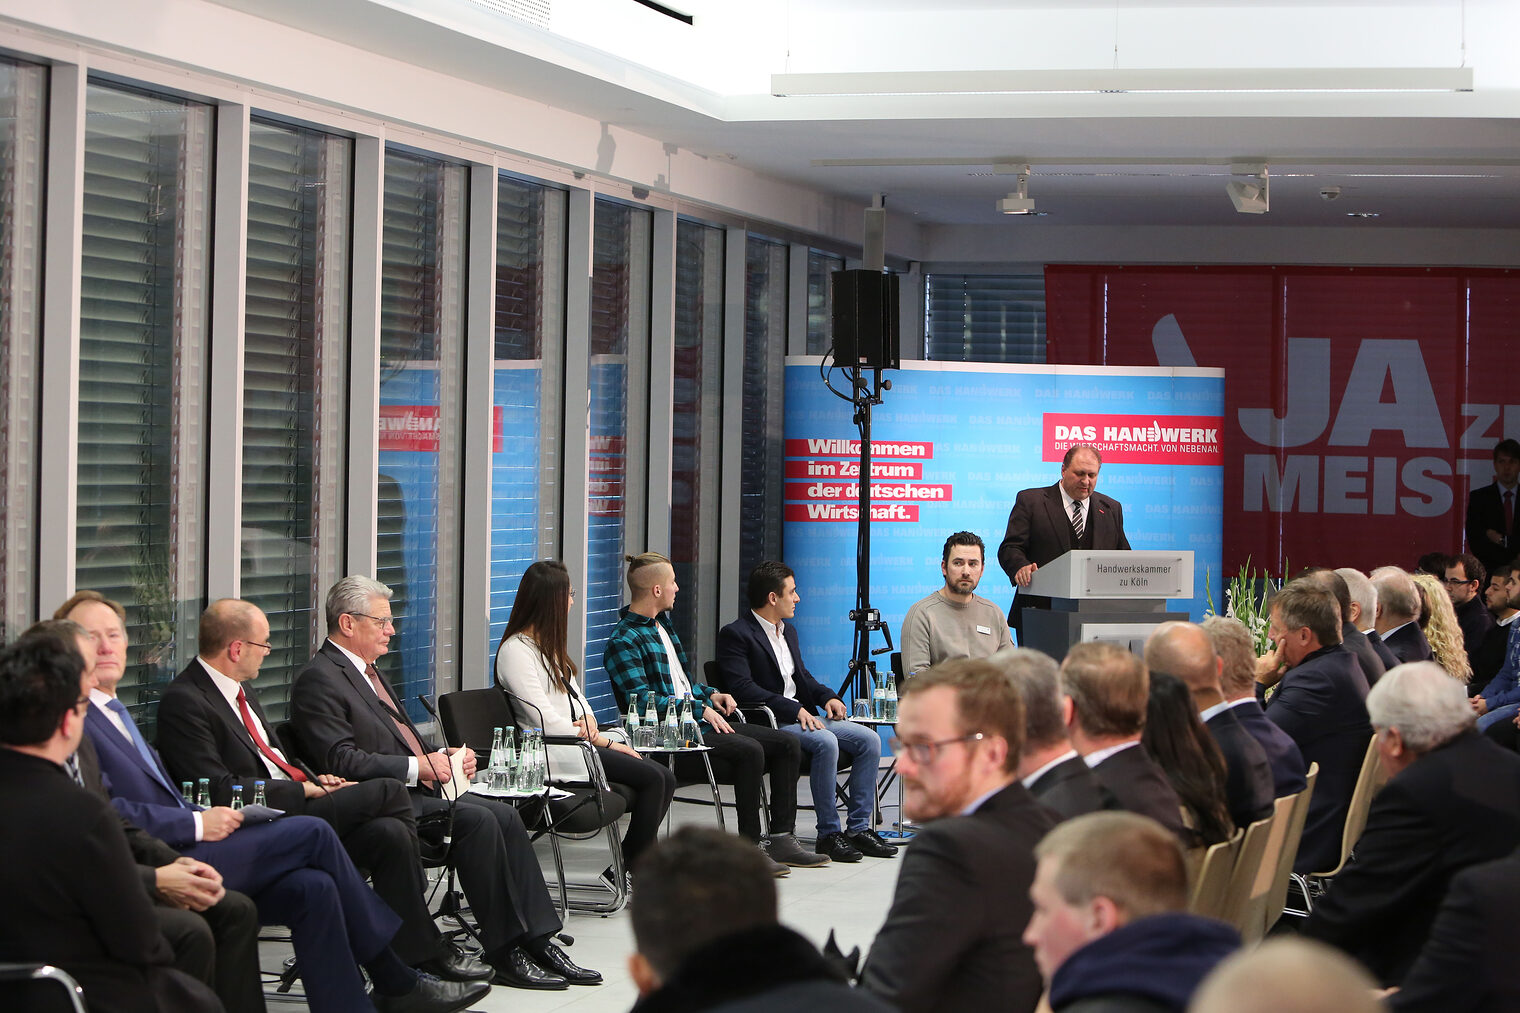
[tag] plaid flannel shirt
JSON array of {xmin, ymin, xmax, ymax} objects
[{"xmin": 603, "ymin": 606, "xmax": 717, "ymax": 721}]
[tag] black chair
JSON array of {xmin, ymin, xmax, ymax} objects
[
  {"xmin": 437, "ymin": 687, "xmax": 627, "ymax": 914},
  {"xmin": 0, "ymin": 963, "xmax": 86, "ymax": 1013}
]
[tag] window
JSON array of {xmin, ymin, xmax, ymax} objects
[
  {"xmin": 925, "ymin": 273, "xmax": 1046, "ymax": 363},
  {"xmin": 488, "ymin": 174, "xmax": 566, "ymax": 653},
  {"xmin": 379, "ymin": 148, "xmax": 467, "ymax": 719},
  {"xmin": 0, "ymin": 57, "xmax": 44, "ymax": 643},
  {"xmin": 241, "ymin": 118, "xmax": 352, "ymax": 720},
  {"xmin": 670, "ymin": 219, "xmax": 724, "ymax": 652},
  {"xmin": 739, "ymin": 236, "xmax": 788, "ymax": 598},
  {"xmin": 806, "ymin": 249, "xmax": 844, "ymax": 355},
  {"xmin": 584, "ymin": 199, "xmax": 651, "ymax": 719},
  {"xmin": 77, "ymin": 82, "xmax": 212, "ymax": 726}
]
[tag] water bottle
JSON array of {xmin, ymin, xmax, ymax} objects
[
  {"xmin": 680, "ymin": 693, "xmax": 700, "ymax": 748},
  {"xmin": 498, "ymin": 726, "xmax": 517, "ymax": 791},
  {"xmin": 872, "ymin": 676, "xmax": 887, "ymax": 720},
  {"xmin": 885, "ymin": 675, "xmax": 899, "ymax": 722},
  {"xmin": 253, "ymin": 781, "xmax": 267, "ymax": 808},
  {"xmin": 663, "ymin": 701, "xmax": 680, "ymax": 749},
  {"xmin": 180, "ymin": 780, "xmax": 193, "ymax": 800},
  {"xmin": 230, "ymin": 784, "xmax": 245, "ymax": 810},
  {"xmin": 643, "ymin": 694, "xmax": 658, "ymax": 736},
  {"xmin": 195, "ymin": 778, "xmax": 211, "ymax": 808},
  {"xmin": 626, "ymin": 699, "xmax": 641, "ymax": 740},
  {"xmin": 488, "ymin": 727, "xmax": 506, "ymax": 788}
]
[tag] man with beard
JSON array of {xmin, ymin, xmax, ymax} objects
[
  {"xmin": 901, "ymin": 531, "xmax": 1013, "ymax": 676},
  {"xmin": 860, "ymin": 658, "xmax": 1056, "ymax": 1013}
]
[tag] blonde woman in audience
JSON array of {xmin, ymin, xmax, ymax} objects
[{"xmin": 1410, "ymin": 571, "xmax": 1473, "ymax": 685}]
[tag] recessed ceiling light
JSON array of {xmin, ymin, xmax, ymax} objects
[{"xmin": 1346, "ymin": 211, "xmax": 1381, "ymax": 218}]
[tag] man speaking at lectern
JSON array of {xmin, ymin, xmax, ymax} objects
[{"xmin": 998, "ymin": 444, "xmax": 1130, "ymax": 638}]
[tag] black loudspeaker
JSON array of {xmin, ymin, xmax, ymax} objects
[{"xmin": 832, "ymin": 270, "xmax": 900, "ymax": 370}]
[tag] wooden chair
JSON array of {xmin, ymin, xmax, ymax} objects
[
  {"xmin": 1187, "ymin": 828, "xmax": 1243, "ymax": 920},
  {"xmin": 1261, "ymin": 761, "xmax": 1319, "ymax": 936},
  {"xmin": 1217, "ymin": 809, "xmax": 1275, "ymax": 931},
  {"xmin": 1286, "ymin": 738, "xmax": 1381, "ymax": 917}
]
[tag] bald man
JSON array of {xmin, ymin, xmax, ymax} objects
[{"xmin": 1145, "ymin": 621, "xmax": 1274, "ymax": 827}]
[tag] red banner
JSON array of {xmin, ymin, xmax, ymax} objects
[{"xmin": 1045, "ymin": 265, "xmax": 1520, "ymax": 574}]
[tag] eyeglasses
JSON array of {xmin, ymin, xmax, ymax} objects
[
  {"xmin": 1443, "ymin": 577, "xmax": 1476, "ymax": 586},
  {"xmin": 899, "ymin": 732, "xmax": 986, "ymax": 765},
  {"xmin": 349, "ymin": 612, "xmax": 397, "ymax": 629},
  {"xmin": 240, "ymin": 639, "xmax": 273, "ymax": 652}
]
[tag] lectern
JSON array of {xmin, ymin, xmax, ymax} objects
[{"xmin": 1019, "ymin": 550, "xmax": 1195, "ymax": 661}]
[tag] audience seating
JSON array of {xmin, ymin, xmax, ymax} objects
[
  {"xmin": 1286, "ymin": 736, "xmax": 1381, "ymax": 917},
  {"xmin": 1261, "ymin": 761, "xmax": 1319, "ymax": 936},
  {"xmin": 1218, "ymin": 810, "xmax": 1277, "ymax": 931},
  {"xmin": 1187, "ymin": 829, "xmax": 1243, "ymax": 919},
  {"xmin": 437, "ymin": 687, "xmax": 627, "ymax": 914}
]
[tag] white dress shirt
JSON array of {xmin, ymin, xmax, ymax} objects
[
  {"xmin": 753, "ymin": 611, "xmax": 798, "ymax": 700},
  {"xmin": 1081, "ymin": 739, "xmax": 1139, "ymax": 768}
]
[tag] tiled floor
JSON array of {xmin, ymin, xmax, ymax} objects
[{"xmin": 262, "ymin": 773, "xmax": 909, "ymax": 1012}]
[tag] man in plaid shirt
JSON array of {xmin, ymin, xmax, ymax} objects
[{"xmin": 604, "ymin": 552, "xmax": 825, "ymax": 872}]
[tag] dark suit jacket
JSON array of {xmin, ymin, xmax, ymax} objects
[
  {"xmin": 1383, "ymin": 622, "xmax": 1434, "ymax": 665},
  {"xmin": 861, "ymin": 783, "xmax": 1057, "ymax": 1013},
  {"xmin": 0, "ymin": 749, "xmax": 217, "ymax": 1013},
  {"xmin": 715, "ymin": 613, "xmax": 839, "ymax": 723},
  {"xmin": 1456, "ymin": 595, "xmax": 1497, "ymax": 665},
  {"xmin": 84, "ymin": 700, "xmax": 202, "ymax": 847},
  {"xmin": 1342, "ymin": 623, "xmax": 1387, "ymax": 688},
  {"xmin": 997, "ymin": 483, "xmax": 1129, "ymax": 625},
  {"xmin": 1392, "ymin": 849, "xmax": 1520, "ymax": 1012},
  {"xmin": 290, "ymin": 641, "xmax": 437, "ymax": 784},
  {"xmin": 157, "ymin": 660, "xmax": 318, "ymax": 811},
  {"xmin": 1473, "ymin": 619, "xmax": 1517, "ymax": 692},
  {"xmin": 1026, "ymin": 753, "xmax": 1116, "ymax": 821},
  {"xmin": 1305, "ymin": 732, "xmax": 1520, "ymax": 986},
  {"xmin": 1227, "ymin": 699, "xmax": 1307, "ymax": 798},
  {"xmin": 1467, "ymin": 482, "xmax": 1517, "ymax": 575},
  {"xmin": 1088, "ymin": 743, "xmax": 1188, "ymax": 841},
  {"xmin": 1205, "ymin": 707, "xmax": 1275, "ymax": 829},
  {"xmin": 1366, "ymin": 629, "xmax": 1401, "ymax": 672},
  {"xmin": 1258, "ymin": 643, "xmax": 1371, "ymax": 873}
]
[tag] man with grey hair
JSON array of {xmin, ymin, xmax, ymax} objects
[
  {"xmin": 1304, "ymin": 661, "xmax": 1520, "ymax": 986},
  {"xmin": 1145, "ymin": 621, "xmax": 1273, "ymax": 828},
  {"xmin": 1254, "ymin": 581, "xmax": 1370, "ymax": 872},
  {"xmin": 1370, "ymin": 566, "xmax": 1434, "ymax": 664},
  {"xmin": 292, "ymin": 576, "xmax": 601, "ymax": 991},
  {"xmin": 990, "ymin": 647, "xmax": 1113, "ymax": 819},
  {"xmin": 1336, "ymin": 567, "xmax": 1399, "ymax": 671},
  {"xmin": 1201, "ymin": 615, "xmax": 1306, "ymax": 797},
  {"xmin": 1298, "ymin": 567, "xmax": 1386, "ymax": 687}
]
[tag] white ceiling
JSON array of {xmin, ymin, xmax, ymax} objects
[{"xmin": 214, "ymin": 0, "xmax": 1520, "ymax": 231}]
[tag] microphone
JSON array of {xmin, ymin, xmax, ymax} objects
[{"xmin": 417, "ymin": 693, "xmax": 457, "ymax": 846}]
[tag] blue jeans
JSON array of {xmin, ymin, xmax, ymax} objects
[
  {"xmin": 781, "ymin": 718, "xmax": 882, "ymax": 836},
  {"xmin": 1477, "ymin": 702, "xmax": 1520, "ymax": 732}
]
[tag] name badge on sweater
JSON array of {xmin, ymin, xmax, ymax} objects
[{"xmin": 976, "ymin": 625, "xmax": 993, "ymax": 636}]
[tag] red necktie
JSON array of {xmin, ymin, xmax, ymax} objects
[
  {"xmin": 366, "ymin": 664, "xmax": 433, "ymax": 769},
  {"xmin": 236, "ymin": 687, "xmax": 306, "ymax": 782}
]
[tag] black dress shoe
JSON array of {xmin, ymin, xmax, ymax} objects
[
  {"xmin": 373, "ymin": 972, "xmax": 491, "ymax": 1013},
  {"xmin": 847, "ymin": 828, "xmax": 900, "ymax": 858},
  {"xmin": 527, "ymin": 941, "xmax": 603, "ymax": 985},
  {"xmin": 491, "ymin": 948, "xmax": 569, "ymax": 990},
  {"xmin": 816, "ymin": 831, "xmax": 864, "ymax": 863},
  {"xmin": 419, "ymin": 940, "xmax": 494, "ymax": 982}
]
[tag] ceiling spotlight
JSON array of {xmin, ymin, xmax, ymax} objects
[
  {"xmin": 998, "ymin": 165, "xmax": 1037, "ymax": 215},
  {"xmin": 1226, "ymin": 163, "xmax": 1270, "ymax": 214},
  {"xmin": 1346, "ymin": 211, "xmax": 1380, "ymax": 218}
]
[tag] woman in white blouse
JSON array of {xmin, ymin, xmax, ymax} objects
[{"xmin": 495, "ymin": 560, "xmax": 675, "ymax": 868}]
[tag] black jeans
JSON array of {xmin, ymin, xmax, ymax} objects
[
  {"xmin": 596, "ymin": 745, "xmax": 677, "ymax": 864},
  {"xmin": 673, "ymin": 722, "xmax": 801, "ymax": 840}
]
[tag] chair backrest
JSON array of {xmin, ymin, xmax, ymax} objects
[
  {"xmin": 437, "ymin": 687, "xmax": 515, "ymax": 752},
  {"xmin": 272, "ymin": 721, "xmax": 308, "ymax": 769},
  {"xmin": 1187, "ymin": 828, "xmax": 1242, "ymax": 920},
  {"xmin": 702, "ymin": 660, "xmax": 726, "ymax": 692},
  {"xmin": 1319, "ymin": 736, "xmax": 1381, "ymax": 878},
  {"xmin": 1217, "ymin": 810, "xmax": 1275, "ymax": 930},
  {"xmin": 1261, "ymin": 761, "xmax": 1319, "ymax": 935},
  {"xmin": 1238, "ymin": 792, "xmax": 1297, "ymax": 942}
]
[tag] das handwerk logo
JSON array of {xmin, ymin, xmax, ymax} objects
[{"xmin": 1042, "ymin": 414, "xmax": 1223, "ymax": 466}]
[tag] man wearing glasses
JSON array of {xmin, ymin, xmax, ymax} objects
[
  {"xmin": 156, "ymin": 598, "xmax": 490, "ymax": 983},
  {"xmin": 292, "ymin": 575, "xmax": 601, "ymax": 991},
  {"xmin": 1444, "ymin": 553, "xmax": 1495, "ymax": 673},
  {"xmin": 860, "ymin": 658, "xmax": 1056, "ymax": 1013}
]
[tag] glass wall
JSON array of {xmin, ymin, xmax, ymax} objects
[
  {"xmin": 487, "ymin": 174, "xmax": 566, "ymax": 655},
  {"xmin": 670, "ymin": 219, "xmax": 724, "ymax": 652},
  {"xmin": 925, "ymin": 273, "xmax": 1047, "ymax": 363},
  {"xmin": 584, "ymin": 199, "xmax": 651, "ymax": 718},
  {"xmin": 0, "ymin": 58, "xmax": 44, "ymax": 642},
  {"xmin": 806, "ymin": 249, "xmax": 844, "ymax": 355},
  {"xmin": 77, "ymin": 82, "xmax": 212, "ymax": 727},
  {"xmin": 739, "ymin": 235, "xmax": 788, "ymax": 600},
  {"xmin": 240, "ymin": 118, "xmax": 352, "ymax": 720},
  {"xmin": 379, "ymin": 148, "xmax": 467, "ymax": 720}
]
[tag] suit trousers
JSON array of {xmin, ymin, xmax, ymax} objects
[
  {"xmin": 156, "ymin": 889, "xmax": 263, "ymax": 1013},
  {"xmin": 411, "ymin": 789, "xmax": 561, "ymax": 962},
  {"xmin": 596, "ymin": 745, "xmax": 677, "ymax": 865},
  {"xmin": 674, "ymin": 723, "xmax": 801, "ymax": 841},
  {"xmin": 182, "ymin": 814, "xmax": 402, "ymax": 1013},
  {"xmin": 305, "ymin": 778, "xmax": 439, "ymax": 965}
]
